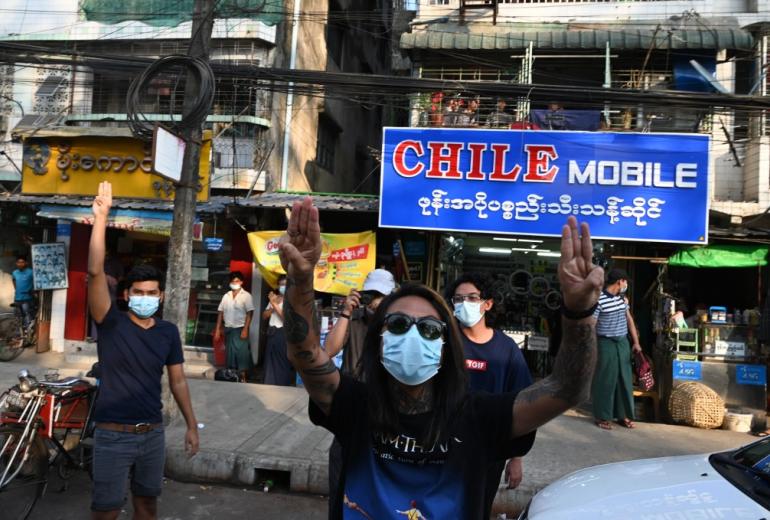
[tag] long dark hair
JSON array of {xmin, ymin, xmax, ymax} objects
[{"xmin": 360, "ymin": 283, "xmax": 467, "ymax": 447}]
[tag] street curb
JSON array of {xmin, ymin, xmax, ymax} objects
[{"xmin": 165, "ymin": 446, "xmax": 328, "ymax": 495}]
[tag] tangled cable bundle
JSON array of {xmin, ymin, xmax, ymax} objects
[{"xmin": 126, "ymin": 54, "xmax": 216, "ymax": 140}]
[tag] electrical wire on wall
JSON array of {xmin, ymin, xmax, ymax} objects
[{"xmin": 126, "ymin": 54, "xmax": 216, "ymax": 140}]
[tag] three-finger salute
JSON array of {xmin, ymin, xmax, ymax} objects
[
  {"xmin": 558, "ymin": 216, "xmax": 603, "ymax": 314},
  {"xmin": 92, "ymin": 181, "xmax": 113, "ymax": 218}
]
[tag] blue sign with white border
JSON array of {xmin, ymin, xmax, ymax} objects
[
  {"xmin": 736, "ymin": 364, "xmax": 767, "ymax": 386},
  {"xmin": 204, "ymin": 238, "xmax": 224, "ymax": 252},
  {"xmin": 379, "ymin": 128, "xmax": 710, "ymax": 244},
  {"xmin": 673, "ymin": 360, "xmax": 702, "ymax": 381}
]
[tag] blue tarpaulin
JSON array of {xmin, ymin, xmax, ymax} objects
[{"xmin": 530, "ymin": 110, "xmax": 601, "ymax": 131}]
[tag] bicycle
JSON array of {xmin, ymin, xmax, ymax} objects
[
  {"xmin": 0, "ymin": 303, "xmax": 38, "ymax": 362},
  {"xmin": 0, "ymin": 366, "xmax": 98, "ymax": 519}
]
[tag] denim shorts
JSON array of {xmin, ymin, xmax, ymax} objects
[{"xmin": 91, "ymin": 426, "xmax": 165, "ymax": 512}]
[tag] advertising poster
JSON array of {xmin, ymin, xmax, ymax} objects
[{"xmin": 248, "ymin": 231, "xmax": 376, "ymax": 295}]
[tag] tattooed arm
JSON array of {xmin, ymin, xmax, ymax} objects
[
  {"xmin": 278, "ymin": 197, "xmax": 340, "ymax": 416},
  {"xmin": 511, "ymin": 217, "xmax": 603, "ymax": 438}
]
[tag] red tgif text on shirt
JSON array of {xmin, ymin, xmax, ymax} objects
[{"xmin": 465, "ymin": 359, "xmax": 487, "ymax": 371}]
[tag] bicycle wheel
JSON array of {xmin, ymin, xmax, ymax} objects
[
  {"xmin": 0, "ymin": 426, "xmax": 48, "ymax": 520},
  {"xmin": 0, "ymin": 317, "xmax": 25, "ymax": 362}
]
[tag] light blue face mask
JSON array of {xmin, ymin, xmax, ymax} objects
[
  {"xmin": 128, "ymin": 296, "xmax": 160, "ymax": 319},
  {"xmin": 381, "ymin": 327, "xmax": 443, "ymax": 386},
  {"xmin": 454, "ymin": 301, "xmax": 484, "ymax": 328},
  {"xmin": 278, "ymin": 285, "xmax": 286, "ymax": 296}
]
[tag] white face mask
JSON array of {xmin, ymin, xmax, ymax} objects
[
  {"xmin": 128, "ymin": 296, "xmax": 160, "ymax": 319},
  {"xmin": 230, "ymin": 283, "xmax": 242, "ymax": 291},
  {"xmin": 454, "ymin": 301, "xmax": 484, "ymax": 328},
  {"xmin": 381, "ymin": 328, "xmax": 443, "ymax": 386}
]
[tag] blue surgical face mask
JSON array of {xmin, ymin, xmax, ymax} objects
[
  {"xmin": 453, "ymin": 301, "xmax": 484, "ymax": 328},
  {"xmin": 619, "ymin": 283, "xmax": 628, "ymax": 295},
  {"xmin": 381, "ymin": 327, "xmax": 443, "ymax": 386},
  {"xmin": 278, "ymin": 285, "xmax": 286, "ymax": 295},
  {"xmin": 128, "ymin": 296, "xmax": 160, "ymax": 319}
]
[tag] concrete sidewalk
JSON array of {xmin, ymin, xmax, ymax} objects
[{"xmin": 0, "ymin": 350, "xmax": 758, "ymax": 515}]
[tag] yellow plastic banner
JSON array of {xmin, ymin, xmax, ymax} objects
[
  {"xmin": 248, "ymin": 231, "xmax": 376, "ymax": 295},
  {"xmin": 21, "ymin": 134, "xmax": 211, "ymax": 202}
]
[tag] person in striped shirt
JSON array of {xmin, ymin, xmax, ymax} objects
[{"xmin": 591, "ymin": 268, "xmax": 642, "ymax": 430}]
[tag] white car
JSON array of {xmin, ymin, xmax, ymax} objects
[{"xmin": 519, "ymin": 438, "xmax": 770, "ymax": 519}]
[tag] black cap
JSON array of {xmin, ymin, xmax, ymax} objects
[{"xmin": 607, "ymin": 268, "xmax": 629, "ymax": 284}]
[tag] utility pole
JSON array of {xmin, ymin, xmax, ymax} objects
[
  {"xmin": 164, "ymin": 0, "xmax": 215, "ymax": 339},
  {"xmin": 161, "ymin": 0, "xmax": 214, "ymax": 422}
]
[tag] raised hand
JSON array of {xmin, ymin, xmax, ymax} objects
[
  {"xmin": 558, "ymin": 216, "xmax": 603, "ymax": 313},
  {"xmin": 92, "ymin": 181, "xmax": 112, "ymax": 219},
  {"xmin": 278, "ymin": 197, "xmax": 321, "ymax": 281}
]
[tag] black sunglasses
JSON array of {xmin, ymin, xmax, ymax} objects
[{"xmin": 383, "ymin": 312, "xmax": 446, "ymax": 341}]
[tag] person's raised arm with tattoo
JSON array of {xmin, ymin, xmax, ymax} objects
[
  {"xmin": 511, "ymin": 216, "xmax": 603, "ymax": 438},
  {"xmin": 278, "ymin": 197, "xmax": 340, "ymax": 415}
]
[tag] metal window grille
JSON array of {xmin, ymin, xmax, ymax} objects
[{"xmin": 36, "ymin": 75, "xmax": 67, "ymax": 97}]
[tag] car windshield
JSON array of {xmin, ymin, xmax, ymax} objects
[
  {"xmin": 710, "ymin": 438, "xmax": 770, "ymax": 509},
  {"xmin": 734, "ymin": 439, "xmax": 770, "ymax": 471}
]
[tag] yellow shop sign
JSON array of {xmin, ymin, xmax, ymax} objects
[{"xmin": 21, "ymin": 134, "xmax": 211, "ymax": 201}]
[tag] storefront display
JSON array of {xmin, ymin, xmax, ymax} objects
[{"xmin": 656, "ymin": 243, "xmax": 768, "ymax": 431}]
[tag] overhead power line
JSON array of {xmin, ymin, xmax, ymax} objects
[{"xmin": 0, "ymin": 41, "xmax": 767, "ymax": 112}]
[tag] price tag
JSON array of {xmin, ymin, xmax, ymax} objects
[
  {"xmin": 736, "ymin": 365, "xmax": 766, "ymax": 386},
  {"xmin": 673, "ymin": 360, "xmax": 701, "ymax": 381},
  {"xmin": 715, "ymin": 340, "xmax": 746, "ymax": 358}
]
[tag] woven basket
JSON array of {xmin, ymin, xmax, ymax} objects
[{"xmin": 668, "ymin": 382, "xmax": 725, "ymax": 429}]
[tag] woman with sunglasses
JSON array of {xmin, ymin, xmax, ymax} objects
[{"xmin": 278, "ymin": 197, "xmax": 602, "ymax": 519}]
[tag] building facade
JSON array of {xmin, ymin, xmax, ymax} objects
[
  {"xmin": 396, "ymin": 0, "xmax": 770, "ymax": 224},
  {"xmin": 0, "ymin": 1, "xmax": 391, "ymax": 356}
]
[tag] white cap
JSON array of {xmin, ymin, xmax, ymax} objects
[{"xmin": 362, "ymin": 269, "xmax": 395, "ymax": 295}]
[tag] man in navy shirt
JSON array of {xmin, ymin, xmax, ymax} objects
[
  {"xmin": 11, "ymin": 254, "xmax": 35, "ymax": 329},
  {"xmin": 447, "ymin": 272, "xmax": 534, "ymax": 519},
  {"xmin": 88, "ymin": 181, "xmax": 199, "ymax": 520}
]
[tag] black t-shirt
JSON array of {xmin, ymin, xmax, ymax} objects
[
  {"xmin": 463, "ymin": 329, "xmax": 532, "ymax": 394},
  {"xmin": 310, "ymin": 375, "xmax": 536, "ymax": 519},
  {"xmin": 93, "ymin": 304, "xmax": 184, "ymax": 424}
]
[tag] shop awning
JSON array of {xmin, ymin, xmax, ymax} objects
[
  {"xmin": 668, "ymin": 244, "xmax": 769, "ymax": 268},
  {"xmin": 400, "ymin": 26, "xmax": 755, "ymax": 51},
  {"xmin": 0, "ymin": 194, "xmax": 229, "ymax": 213},
  {"xmin": 37, "ymin": 204, "xmax": 196, "ymax": 238}
]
